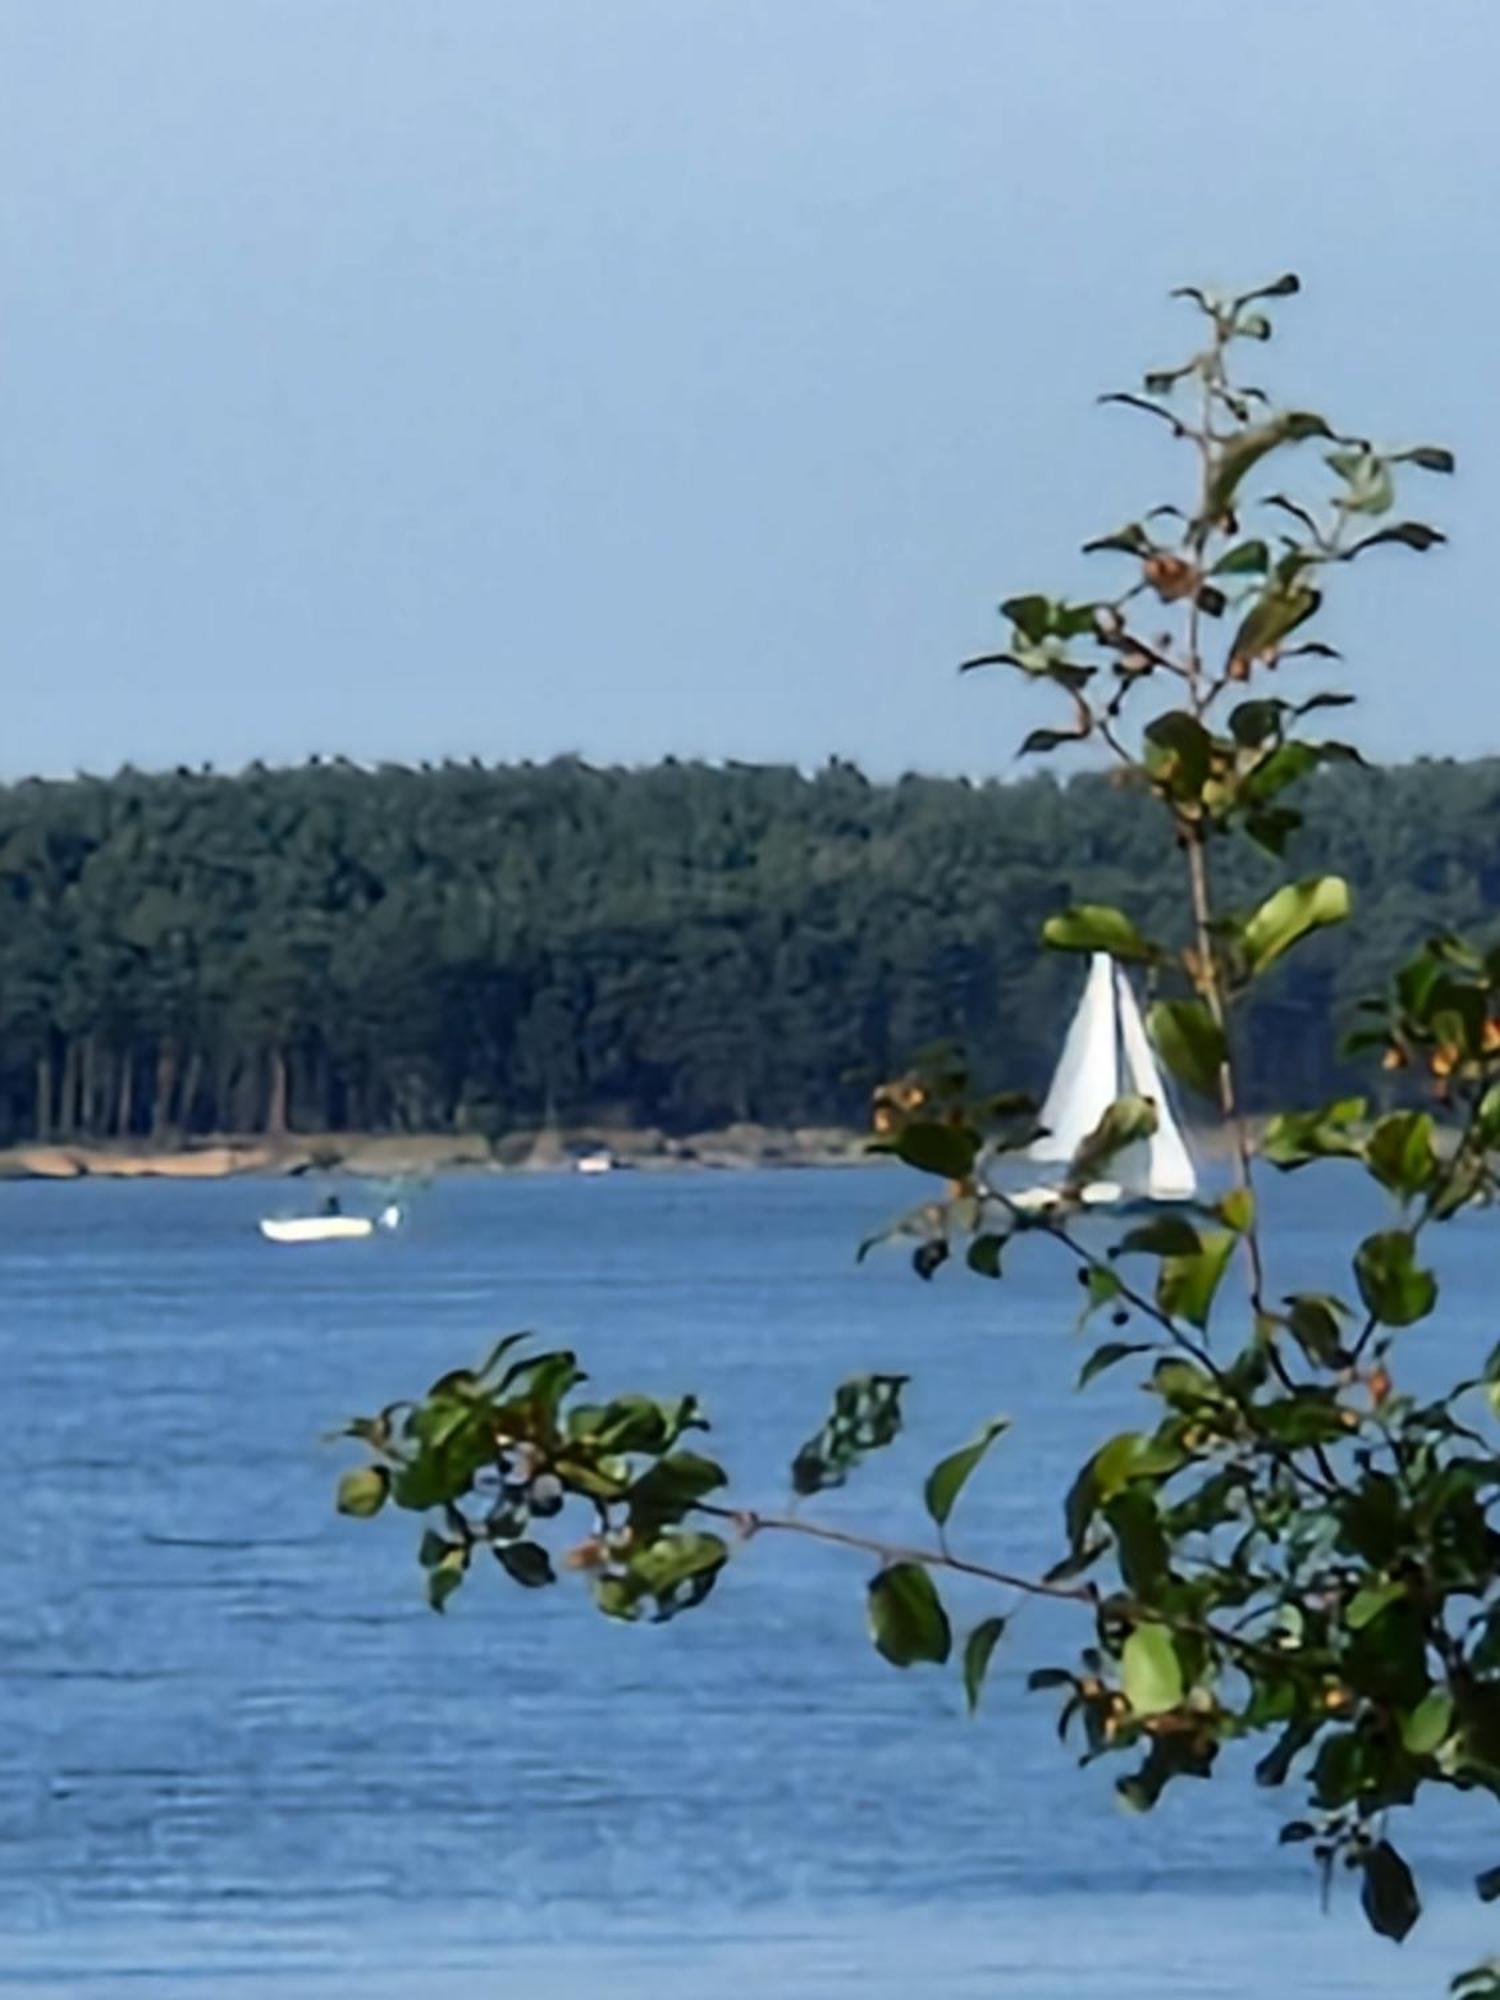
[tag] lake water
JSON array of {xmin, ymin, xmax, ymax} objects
[{"xmin": 3, "ymin": 1168, "xmax": 1497, "ymax": 1997}]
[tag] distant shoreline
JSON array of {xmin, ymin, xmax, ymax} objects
[
  {"xmin": 0, "ymin": 1125, "xmax": 883, "ymax": 1182},
  {"xmin": 0, "ymin": 1118, "xmax": 1249, "ymax": 1183}
]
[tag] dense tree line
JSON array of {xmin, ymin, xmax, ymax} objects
[{"xmin": 0, "ymin": 754, "xmax": 1494, "ymax": 1144}]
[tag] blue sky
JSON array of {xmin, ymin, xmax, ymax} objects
[{"xmin": 2, "ymin": 1, "xmax": 1494, "ymax": 780}]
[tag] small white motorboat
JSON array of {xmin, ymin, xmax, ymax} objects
[
  {"xmin": 258, "ymin": 1203, "xmax": 402, "ymax": 1245},
  {"xmin": 1006, "ymin": 953, "xmax": 1198, "ymax": 1213},
  {"xmin": 575, "ymin": 1149, "xmax": 615, "ymax": 1176}
]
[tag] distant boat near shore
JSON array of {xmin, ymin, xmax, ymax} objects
[{"xmin": 574, "ymin": 1148, "xmax": 617, "ymax": 1176}]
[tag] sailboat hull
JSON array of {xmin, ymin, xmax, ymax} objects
[
  {"xmin": 1008, "ymin": 1178, "xmax": 1122, "ymax": 1217},
  {"xmin": 1007, "ymin": 1183, "xmax": 1202, "ymax": 1222}
]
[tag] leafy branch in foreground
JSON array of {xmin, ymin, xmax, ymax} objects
[{"xmin": 338, "ymin": 278, "xmax": 1500, "ymax": 1984}]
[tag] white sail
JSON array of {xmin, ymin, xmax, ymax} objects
[
  {"xmin": 1029, "ymin": 953, "xmax": 1120, "ymax": 1163},
  {"xmin": 1115, "ymin": 971, "xmax": 1198, "ymax": 1201}
]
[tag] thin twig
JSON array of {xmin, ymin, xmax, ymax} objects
[
  {"xmin": 694, "ymin": 1500, "xmax": 1301, "ymax": 1674},
  {"xmin": 696, "ymin": 1502, "xmax": 1096, "ymax": 1604}
]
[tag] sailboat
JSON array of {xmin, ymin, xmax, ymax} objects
[{"xmin": 1008, "ymin": 953, "xmax": 1197, "ymax": 1215}]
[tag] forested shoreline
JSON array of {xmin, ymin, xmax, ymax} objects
[{"xmin": 0, "ymin": 755, "xmax": 1493, "ymax": 1145}]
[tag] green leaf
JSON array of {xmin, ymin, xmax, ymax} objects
[
  {"xmin": 336, "ymin": 1465, "xmax": 390, "ymax": 1519},
  {"xmin": 1119, "ymin": 1215, "xmax": 1202, "ymax": 1256},
  {"xmin": 1365, "ymin": 1110, "xmax": 1438, "ymax": 1200},
  {"xmin": 590, "ymin": 1392, "xmax": 706, "ymax": 1455},
  {"xmin": 627, "ymin": 1530, "xmax": 727, "ymax": 1618},
  {"xmin": 1099, "ymin": 389, "xmax": 1179, "ymax": 428},
  {"xmin": 492, "ymin": 1346, "xmax": 586, "ymax": 1413},
  {"xmin": 1070, "ymin": 1094, "xmax": 1159, "ymax": 1186},
  {"xmin": 495, "ymin": 1540, "xmax": 556, "ymax": 1589},
  {"xmin": 1106, "ymin": 1486, "xmax": 1169, "ymax": 1596},
  {"xmin": 999, "ymin": 595, "xmax": 1100, "ymax": 644},
  {"xmin": 1243, "ymin": 805, "xmax": 1302, "ymax": 857},
  {"xmin": 1151, "ymin": 1356, "xmax": 1229, "ymax": 1412},
  {"xmin": 1143, "ymin": 711, "xmax": 1212, "ymax": 801},
  {"xmin": 1219, "ymin": 1186, "xmax": 1255, "ymax": 1233},
  {"xmin": 1262, "ymin": 492, "xmax": 1320, "ymax": 536},
  {"xmin": 1078, "ymin": 1340, "xmax": 1153, "ymax": 1388},
  {"xmin": 1347, "ymin": 1578, "xmax": 1406, "ymax": 1630},
  {"xmin": 1020, "ymin": 727, "xmax": 1085, "ymax": 756},
  {"xmin": 1283, "ymin": 1292, "xmax": 1350, "ymax": 1367},
  {"xmin": 1241, "ymin": 875, "xmax": 1351, "ymax": 977},
  {"xmin": 1295, "ymin": 689, "xmax": 1355, "ymax": 715},
  {"xmin": 1093, "ymin": 1428, "xmax": 1185, "ymax": 1500},
  {"xmin": 1327, "ymin": 447, "xmax": 1395, "ymax": 517},
  {"xmin": 867, "ymin": 1563, "xmax": 952, "ymax": 1668},
  {"xmin": 1079, "ymin": 1266, "xmax": 1124, "ymax": 1317},
  {"xmin": 1237, "ymin": 270, "xmax": 1301, "ymax": 303},
  {"xmin": 1082, "ymin": 522, "xmax": 1152, "ymax": 557},
  {"xmin": 627, "ymin": 1450, "xmax": 727, "ymax": 1531},
  {"xmin": 958, "ymin": 649, "xmax": 1025, "ymax": 677},
  {"xmin": 1436, "ymin": 1152, "xmax": 1492, "ymax": 1223},
  {"xmin": 1205, "ymin": 410, "xmax": 1331, "ymax": 522},
  {"xmin": 1360, "ymin": 1839, "xmax": 1420, "ymax": 1943},
  {"xmin": 1393, "ymin": 444, "xmax": 1455, "ymax": 474},
  {"xmin": 1042, "ymin": 905, "xmax": 1155, "ymax": 961},
  {"xmin": 1453, "ymin": 1961, "xmax": 1500, "ymax": 2000},
  {"xmin": 1228, "ymin": 581, "xmax": 1322, "ymax": 671},
  {"xmin": 1343, "ymin": 1618, "xmax": 1430, "ymax": 1721},
  {"xmin": 1256, "ymin": 1721, "xmax": 1315, "ymax": 1788},
  {"xmin": 912, "ymin": 1240, "xmax": 949, "ymax": 1281},
  {"xmin": 1258, "ymin": 1389, "xmax": 1351, "ymax": 1450},
  {"xmin": 1261, "ymin": 1097, "xmax": 1367, "ymax": 1170},
  {"xmin": 963, "ymin": 1616, "xmax": 1006, "ymax": 1714},
  {"xmin": 1157, "ymin": 1230, "xmax": 1235, "ymax": 1330},
  {"xmin": 1000, "ymin": 594, "xmax": 1052, "ymax": 643},
  {"xmin": 1147, "ymin": 999, "xmax": 1226, "ymax": 1098},
  {"xmin": 966, "ymin": 1233, "xmax": 1005, "ymax": 1278},
  {"xmin": 896, "ymin": 1121, "xmax": 978, "ymax": 1180},
  {"xmin": 427, "ymin": 1546, "xmax": 468, "ymax": 1613},
  {"xmin": 1402, "ymin": 1689, "xmax": 1454, "ymax": 1757},
  {"xmin": 1338, "ymin": 1472, "xmax": 1403, "ymax": 1567},
  {"xmin": 792, "ymin": 1374, "xmax": 907, "ymax": 1495},
  {"xmin": 1229, "ymin": 697, "xmax": 1286, "ymax": 748},
  {"xmin": 1241, "ymin": 739, "xmax": 1319, "ymax": 804},
  {"xmin": 924, "ymin": 1417, "xmax": 1010, "ymax": 1528},
  {"xmin": 1354, "ymin": 1229, "xmax": 1438, "ymax": 1328},
  {"xmin": 475, "ymin": 1331, "xmax": 534, "ymax": 1382},
  {"xmin": 1212, "ymin": 538, "xmax": 1270, "ymax": 576},
  {"xmin": 1122, "ymin": 1623, "xmax": 1184, "ymax": 1716},
  {"xmin": 591, "ymin": 1573, "xmax": 642, "ymax": 1621},
  {"xmin": 1346, "ymin": 521, "xmax": 1445, "ymax": 557},
  {"xmin": 404, "ymin": 1390, "xmax": 477, "ymax": 1450}
]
